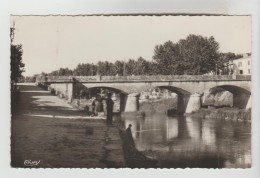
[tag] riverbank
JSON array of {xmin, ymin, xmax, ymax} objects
[
  {"xmin": 12, "ymin": 116, "xmax": 125, "ymax": 168},
  {"xmin": 140, "ymin": 98, "xmax": 177, "ymax": 115},
  {"xmin": 140, "ymin": 98, "xmax": 251, "ymax": 121},
  {"xmin": 11, "ymin": 84, "xmax": 125, "ymax": 168},
  {"xmin": 185, "ymin": 107, "xmax": 251, "ymax": 121}
]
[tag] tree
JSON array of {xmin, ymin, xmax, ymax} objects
[
  {"xmin": 133, "ymin": 57, "xmax": 150, "ymax": 75},
  {"xmin": 219, "ymin": 52, "xmax": 243, "ymax": 63},
  {"xmin": 153, "ymin": 41, "xmax": 181, "ymax": 75},
  {"xmin": 47, "ymin": 57, "xmax": 155, "ymax": 76},
  {"xmin": 49, "ymin": 68, "xmax": 73, "ymax": 76},
  {"xmin": 125, "ymin": 59, "xmax": 137, "ymax": 75},
  {"xmin": 178, "ymin": 35, "xmax": 221, "ymax": 74},
  {"xmin": 18, "ymin": 75, "xmax": 25, "ymax": 83},
  {"xmin": 24, "ymin": 75, "xmax": 37, "ymax": 83},
  {"xmin": 114, "ymin": 60, "xmax": 124, "ymax": 76},
  {"xmin": 104, "ymin": 61, "xmax": 117, "ymax": 75},
  {"xmin": 146, "ymin": 61, "xmax": 159, "ymax": 75},
  {"xmin": 59, "ymin": 68, "xmax": 73, "ymax": 76},
  {"xmin": 11, "ymin": 44, "xmax": 25, "ymax": 83},
  {"xmin": 73, "ymin": 63, "xmax": 96, "ymax": 76},
  {"xmin": 97, "ymin": 61, "xmax": 116, "ymax": 75},
  {"xmin": 153, "ymin": 34, "xmax": 221, "ymax": 75}
]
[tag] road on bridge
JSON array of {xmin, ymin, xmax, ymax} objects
[{"xmin": 11, "ymin": 84, "xmax": 124, "ymax": 168}]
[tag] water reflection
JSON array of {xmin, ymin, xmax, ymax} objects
[{"xmin": 120, "ymin": 113, "xmax": 251, "ymax": 168}]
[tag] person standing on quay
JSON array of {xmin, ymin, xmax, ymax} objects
[
  {"xmin": 91, "ymin": 97, "xmax": 97, "ymax": 116},
  {"xmin": 96, "ymin": 95, "xmax": 103, "ymax": 116},
  {"xmin": 106, "ymin": 93, "xmax": 114, "ymax": 125}
]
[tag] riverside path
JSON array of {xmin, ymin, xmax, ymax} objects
[{"xmin": 11, "ymin": 83, "xmax": 125, "ymax": 168}]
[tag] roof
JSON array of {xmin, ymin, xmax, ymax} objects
[{"xmin": 232, "ymin": 55, "xmax": 251, "ymax": 61}]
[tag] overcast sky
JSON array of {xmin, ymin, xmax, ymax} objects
[{"xmin": 11, "ymin": 15, "xmax": 251, "ymax": 76}]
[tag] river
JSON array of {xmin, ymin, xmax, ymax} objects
[{"xmin": 117, "ymin": 111, "xmax": 251, "ymax": 168}]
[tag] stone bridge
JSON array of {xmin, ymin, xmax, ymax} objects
[{"xmin": 36, "ymin": 75, "xmax": 251, "ymax": 114}]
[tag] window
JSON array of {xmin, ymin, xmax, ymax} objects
[
  {"xmin": 248, "ymin": 69, "xmax": 250, "ymax": 74},
  {"xmin": 248, "ymin": 60, "xmax": 250, "ymax": 65},
  {"xmin": 240, "ymin": 70, "xmax": 243, "ymax": 74}
]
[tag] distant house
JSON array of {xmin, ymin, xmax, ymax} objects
[{"xmin": 224, "ymin": 54, "xmax": 251, "ymax": 75}]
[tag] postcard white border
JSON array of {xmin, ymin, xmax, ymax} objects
[{"xmin": 0, "ymin": 0, "xmax": 259, "ymax": 178}]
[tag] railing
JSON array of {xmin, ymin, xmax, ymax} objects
[
  {"xmin": 36, "ymin": 75, "xmax": 251, "ymax": 83},
  {"xmin": 235, "ymin": 75, "xmax": 251, "ymax": 80}
]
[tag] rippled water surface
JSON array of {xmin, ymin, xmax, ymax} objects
[{"xmin": 119, "ymin": 113, "xmax": 251, "ymax": 168}]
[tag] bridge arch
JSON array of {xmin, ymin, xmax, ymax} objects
[
  {"xmin": 152, "ymin": 86, "xmax": 192, "ymax": 114},
  {"xmin": 208, "ymin": 85, "xmax": 251, "ymax": 95},
  {"xmin": 85, "ymin": 86, "xmax": 129, "ymax": 112},
  {"xmin": 86, "ymin": 86, "xmax": 128, "ymax": 95},
  {"xmin": 85, "ymin": 85, "xmax": 193, "ymax": 113},
  {"xmin": 155, "ymin": 86, "xmax": 191, "ymax": 96},
  {"xmin": 205, "ymin": 85, "xmax": 251, "ymax": 109}
]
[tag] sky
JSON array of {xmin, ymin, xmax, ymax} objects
[{"xmin": 11, "ymin": 15, "xmax": 251, "ymax": 76}]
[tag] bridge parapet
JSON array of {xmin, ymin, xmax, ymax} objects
[
  {"xmin": 37, "ymin": 75, "xmax": 251, "ymax": 83},
  {"xmin": 98, "ymin": 75, "xmax": 251, "ymax": 82},
  {"xmin": 37, "ymin": 76, "xmax": 73, "ymax": 83},
  {"xmin": 235, "ymin": 75, "xmax": 251, "ymax": 80}
]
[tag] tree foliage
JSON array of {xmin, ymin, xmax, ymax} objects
[
  {"xmin": 97, "ymin": 61, "xmax": 117, "ymax": 76},
  {"xmin": 219, "ymin": 52, "xmax": 243, "ymax": 63},
  {"xmin": 153, "ymin": 35, "xmax": 221, "ymax": 75},
  {"xmin": 73, "ymin": 63, "xmax": 96, "ymax": 76},
  {"xmin": 46, "ymin": 34, "xmax": 245, "ymax": 76},
  {"xmin": 11, "ymin": 44, "xmax": 25, "ymax": 83},
  {"xmin": 49, "ymin": 67, "xmax": 73, "ymax": 76},
  {"xmin": 153, "ymin": 41, "xmax": 182, "ymax": 75}
]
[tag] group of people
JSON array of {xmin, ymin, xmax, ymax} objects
[{"xmin": 89, "ymin": 93, "xmax": 114, "ymax": 125}]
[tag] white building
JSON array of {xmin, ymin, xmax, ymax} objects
[
  {"xmin": 224, "ymin": 54, "xmax": 251, "ymax": 75},
  {"xmin": 233, "ymin": 54, "xmax": 251, "ymax": 75}
]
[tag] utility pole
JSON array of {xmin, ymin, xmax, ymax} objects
[
  {"xmin": 10, "ymin": 20, "xmax": 15, "ymax": 90},
  {"xmin": 123, "ymin": 58, "xmax": 126, "ymax": 76},
  {"xmin": 96, "ymin": 64, "xmax": 98, "ymax": 76},
  {"xmin": 91, "ymin": 63, "xmax": 94, "ymax": 76},
  {"xmin": 10, "ymin": 20, "xmax": 15, "ymax": 44}
]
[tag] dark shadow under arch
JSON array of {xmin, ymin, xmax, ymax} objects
[
  {"xmin": 210, "ymin": 85, "xmax": 251, "ymax": 95},
  {"xmin": 87, "ymin": 86, "xmax": 128, "ymax": 112},
  {"xmin": 155, "ymin": 86, "xmax": 192, "ymax": 114},
  {"xmin": 87, "ymin": 86, "xmax": 128, "ymax": 95},
  {"xmin": 156, "ymin": 86, "xmax": 191, "ymax": 96},
  {"xmin": 206, "ymin": 85, "xmax": 251, "ymax": 109}
]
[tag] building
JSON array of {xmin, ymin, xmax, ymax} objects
[
  {"xmin": 233, "ymin": 54, "xmax": 251, "ymax": 75},
  {"xmin": 224, "ymin": 54, "xmax": 251, "ymax": 75}
]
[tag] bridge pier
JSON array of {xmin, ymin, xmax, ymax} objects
[
  {"xmin": 185, "ymin": 93, "xmax": 202, "ymax": 114},
  {"xmin": 49, "ymin": 83, "xmax": 74, "ymax": 102},
  {"xmin": 119, "ymin": 93, "xmax": 127, "ymax": 112},
  {"xmin": 67, "ymin": 83, "xmax": 74, "ymax": 102},
  {"xmin": 233, "ymin": 92, "xmax": 250, "ymax": 109},
  {"xmin": 125, "ymin": 93, "xmax": 140, "ymax": 112},
  {"xmin": 246, "ymin": 95, "xmax": 252, "ymax": 110},
  {"xmin": 177, "ymin": 94, "xmax": 191, "ymax": 114}
]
